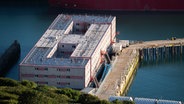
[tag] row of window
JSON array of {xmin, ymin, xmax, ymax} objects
[
  {"xmin": 35, "ymin": 81, "xmax": 70, "ymax": 86},
  {"xmin": 61, "ymin": 45, "xmax": 76, "ymax": 48},
  {"xmin": 34, "ymin": 67, "xmax": 70, "ymax": 72},
  {"xmin": 36, "ymin": 81, "xmax": 48, "ymax": 84},
  {"xmin": 35, "ymin": 67, "xmax": 48, "ymax": 71},
  {"xmin": 22, "ymin": 74, "xmax": 83, "ymax": 79},
  {"xmin": 35, "ymin": 75, "xmax": 57, "ymax": 78},
  {"xmin": 57, "ymin": 82, "xmax": 70, "ymax": 85},
  {"xmin": 57, "ymin": 68, "xmax": 70, "ymax": 71}
]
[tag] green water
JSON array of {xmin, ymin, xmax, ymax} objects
[{"xmin": 0, "ymin": 6, "xmax": 184, "ymax": 101}]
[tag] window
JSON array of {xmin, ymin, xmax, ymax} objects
[
  {"xmin": 35, "ymin": 75, "xmax": 38, "ymax": 77},
  {"xmin": 62, "ymin": 45, "xmax": 64, "ymax": 47},
  {"xmin": 57, "ymin": 82, "xmax": 70, "ymax": 86},
  {"xmin": 76, "ymin": 29, "xmax": 79, "ymax": 32},
  {"xmin": 72, "ymin": 45, "xmax": 76, "ymax": 48},
  {"xmin": 67, "ymin": 68, "xmax": 70, "ymax": 71},
  {"xmin": 45, "ymin": 68, "xmax": 48, "ymax": 71},
  {"xmin": 66, "ymin": 76, "xmax": 70, "ymax": 79},
  {"xmin": 22, "ymin": 74, "xmax": 34, "ymax": 77},
  {"xmin": 57, "ymin": 68, "xmax": 70, "ymax": 72},
  {"xmin": 35, "ymin": 67, "xmax": 48, "ymax": 71},
  {"xmin": 44, "ymin": 75, "xmax": 48, "ymax": 77},
  {"xmin": 76, "ymin": 23, "xmax": 79, "ymax": 25}
]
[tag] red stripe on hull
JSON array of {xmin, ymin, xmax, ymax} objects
[{"xmin": 48, "ymin": 0, "xmax": 184, "ymax": 11}]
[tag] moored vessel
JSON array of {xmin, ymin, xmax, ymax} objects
[{"xmin": 48, "ymin": 0, "xmax": 184, "ymax": 11}]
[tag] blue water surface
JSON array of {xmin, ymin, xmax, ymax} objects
[{"xmin": 0, "ymin": 6, "xmax": 184, "ymax": 101}]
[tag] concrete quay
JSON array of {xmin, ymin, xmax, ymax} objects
[
  {"xmin": 95, "ymin": 38, "xmax": 184, "ymax": 100},
  {"xmin": 96, "ymin": 48, "xmax": 139, "ymax": 100}
]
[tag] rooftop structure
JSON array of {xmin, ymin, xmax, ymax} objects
[
  {"xmin": 109, "ymin": 96, "xmax": 133, "ymax": 102},
  {"xmin": 134, "ymin": 97, "xmax": 157, "ymax": 104},
  {"xmin": 19, "ymin": 14, "xmax": 116, "ymax": 89}
]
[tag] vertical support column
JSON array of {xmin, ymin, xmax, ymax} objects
[
  {"xmin": 176, "ymin": 46, "xmax": 179, "ymax": 56},
  {"xmin": 180, "ymin": 45, "xmax": 183, "ymax": 56},
  {"xmin": 169, "ymin": 47, "xmax": 172, "ymax": 59},
  {"xmin": 139, "ymin": 49, "xmax": 143, "ymax": 60},
  {"xmin": 155, "ymin": 48, "xmax": 157, "ymax": 61},
  {"xmin": 160, "ymin": 47, "xmax": 162, "ymax": 59},
  {"xmin": 143, "ymin": 48, "xmax": 147, "ymax": 61},
  {"xmin": 150, "ymin": 48, "xmax": 153, "ymax": 61},
  {"xmin": 146, "ymin": 48, "xmax": 149, "ymax": 62},
  {"xmin": 163, "ymin": 46, "xmax": 166, "ymax": 61},
  {"xmin": 172, "ymin": 46, "xmax": 174, "ymax": 57}
]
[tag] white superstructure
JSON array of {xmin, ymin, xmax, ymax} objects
[{"xmin": 19, "ymin": 14, "xmax": 116, "ymax": 89}]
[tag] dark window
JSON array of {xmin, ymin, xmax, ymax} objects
[
  {"xmin": 62, "ymin": 45, "xmax": 64, "ymax": 47},
  {"xmin": 76, "ymin": 23, "xmax": 79, "ymax": 25},
  {"xmin": 45, "ymin": 68, "xmax": 48, "ymax": 70},
  {"xmin": 35, "ymin": 68, "xmax": 38, "ymax": 70},
  {"xmin": 67, "ymin": 69, "xmax": 70, "ymax": 71},
  {"xmin": 76, "ymin": 29, "xmax": 79, "ymax": 32},
  {"xmin": 72, "ymin": 45, "xmax": 76, "ymax": 48},
  {"xmin": 44, "ymin": 75, "xmax": 48, "ymax": 77},
  {"xmin": 66, "ymin": 76, "xmax": 70, "ymax": 79},
  {"xmin": 35, "ymin": 75, "xmax": 38, "ymax": 77}
]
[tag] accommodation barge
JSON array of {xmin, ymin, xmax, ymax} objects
[{"xmin": 19, "ymin": 14, "xmax": 116, "ymax": 89}]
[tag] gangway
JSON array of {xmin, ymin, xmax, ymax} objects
[
  {"xmin": 100, "ymin": 64, "xmax": 111, "ymax": 82},
  {"xmin": 93, "ymin": 77, "xmax": 99, "ymax": 88},
  {"xmin": 104, "ymin": 53, "xmax": 111, "ymax": 64}
]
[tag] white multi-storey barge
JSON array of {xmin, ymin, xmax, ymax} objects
[{"xmin": 19, "ymin": 14, "xmax": 116, "ymax": 89}]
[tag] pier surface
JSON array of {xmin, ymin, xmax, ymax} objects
[
  {"xmin": 130, "ymin": 38, "xmax": 184, "ymax": 49},
  {"xmin": 95, "ymin": 38, "xmax": 184, "ymax": 100}
]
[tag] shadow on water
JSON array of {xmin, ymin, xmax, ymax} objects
[{"xmin": 0, "ymin": 3, "xmax": 57, "ymax": 80}]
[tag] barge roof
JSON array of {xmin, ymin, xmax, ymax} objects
[{"xmin": 21, "ymin": 14, "xmax": 115, "ymax": 67}]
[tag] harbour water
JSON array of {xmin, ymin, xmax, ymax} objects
[
  {"xmin": 116, "ymin": 13, "xmax": 184, "ymax": 101},
  {"xmin": 127, "ymin": 57, "xmax": 184, "ymax": 101},
  {"xmin": 0, "ymin": 6, "xmax": 184, "ymax": 101},
  {"xmin": 0, "ymin": 6, "xmax": 57, "ymax": 79}
]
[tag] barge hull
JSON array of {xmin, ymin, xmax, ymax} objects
[{"xmin": 49, "ymin": 0, "xmax": 184, "ymax": 11}]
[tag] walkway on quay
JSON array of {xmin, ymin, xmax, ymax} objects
[
  {"xmin": 130, "ymin": 38, "xmax": 184, "ymax": 49},
  {"xmin": 95, "ymin": 38, "xmax": 184, "ymax": 100}
]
